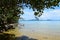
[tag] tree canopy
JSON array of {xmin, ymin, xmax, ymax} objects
[{"xmin": 0, "ymin": 0, "xmax": 60, "ymax": 32}]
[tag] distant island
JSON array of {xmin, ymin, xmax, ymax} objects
[{"xmin": 20, "ymin": 19, "xmax": 60, "ymax": 21}]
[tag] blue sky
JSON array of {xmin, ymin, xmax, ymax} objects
[{"xmin": 21, "ymin": 6, "xmax": 60, "ymax": 20}]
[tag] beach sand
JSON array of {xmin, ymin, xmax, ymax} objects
[
  {"xmin": 3, "ymin": 28, "xmax": 22, "ymax": 37},
  {"xmin": 20, "ymin": 31, "xmax": 60, "ymax": 40},
  {"xmin": 2, "ymin": 27, "xmax": 60, "ymax": 40}
]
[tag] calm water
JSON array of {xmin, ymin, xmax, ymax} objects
[{"xmin": 19, "ymin": 21, "xmax": 60, "ymax": 35}]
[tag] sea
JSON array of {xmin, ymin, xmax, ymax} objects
[{"xmin": 19, "ymin": 21, "xmax": 60, "ymax": 35}]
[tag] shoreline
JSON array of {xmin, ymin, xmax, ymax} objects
[
  {"xmin": 20, "ymin": 30, "xmax": 60, "ymax": 40},
  {"xmin": 1, "ymin": 27, "xmax": 60, "ymax": 40}
]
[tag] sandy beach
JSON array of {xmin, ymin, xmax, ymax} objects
[
  {"xmin": 19, "ymin": 29, "xmax": 60, "ymax": 40},
  {"xmin": 2, "ymin": 27, "xmax": 60, "ymax": 40}
]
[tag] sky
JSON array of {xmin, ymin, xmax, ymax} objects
[{"xmin": 21, "ymin": 6, "xmax": 60, "ymax": 20}]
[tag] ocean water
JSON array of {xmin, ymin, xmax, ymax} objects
[{"xmin": 19, "ymin": 21, "xmax": 60, "ymax": 35}]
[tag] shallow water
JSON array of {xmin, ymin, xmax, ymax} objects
[{"xmin": 19, "ymin": 21, "xmax": 60, "ymax": 40}]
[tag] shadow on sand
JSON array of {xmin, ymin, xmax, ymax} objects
[
  {"xmin": 0, "ymin": 33, "xmax": 38, "ymax": 40},
  {"xmin": 15, "ymin": 35, "xmax": 38, "ymax": 40}
]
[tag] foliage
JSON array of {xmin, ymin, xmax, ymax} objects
[
  {"xmin": 0, "ymin": 0, "xmax": 60, "ymax": 32},
  {"xmin": 0, "ymin": 33, "xmax": 15, "ymax": 40},
  {"xmin": 19, "ymin": 0, "xmax": 60, "ymax": 16}
]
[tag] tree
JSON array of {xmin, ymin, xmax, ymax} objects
[{"xmin": 0, "ymin": 0, "xmax": 60, "ymax": 32}]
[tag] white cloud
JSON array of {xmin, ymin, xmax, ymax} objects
[{"xmin": 39, "ymin": 9, "xmax": 60, "ymax": 20}]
